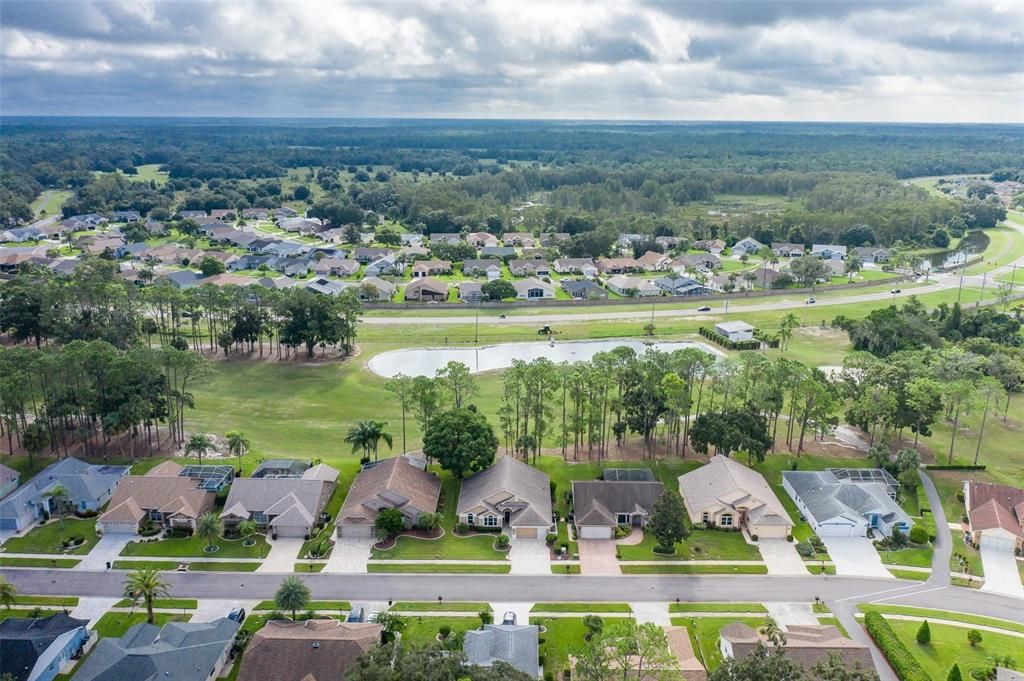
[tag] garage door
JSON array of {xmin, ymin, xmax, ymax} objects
[
  {"xmin": 337, "ymin": 524, "xmax": 374, "ymax": 538},
  {"xmin": 98, "ymin": 521, "xmax": 138, "ymax": 535},
  {"xmin": 578, "ymin": 525, "xmax": 612, "ymax": 540},
  {"xmin": 515, "ymin": 527, "xmax": 538, "ymax": 540},
  {"xmin": 274, "ymin": 524, "xmax": 308, "ymax": 539},
  {"xmin": 817, "ymin": 523, "xmax": 858, "ymax": 537},
  {"xmin": 980, "ymin": 533, "xmax": 1015, "ymax": 552}
]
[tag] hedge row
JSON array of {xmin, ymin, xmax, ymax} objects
[
  {"xmin": 863, "ymin": 612, "xmax": 930, "ymax": 681},
  {"xmin": 753, "ymin": 329, "xmax": 780, "ymax": 348},
  {"xmin": 924, "ymin": 464, "xmax": 987, "ymax": 471},
  {"xmin": 698, "ymin": 326, "xmax": 761, "ymax": 351}
]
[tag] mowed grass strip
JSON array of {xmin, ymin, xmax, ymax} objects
[
  {"xmin": 11, "ymin": 595, "xmax": 80, "ymax": 606},
  {"xmin": 121, "ymin": 534, "xmax": 270, "ymax": 559},
  {"xmin": 367, "ymin": 563, "xmax": 510, "ymax": 574},
  {"xmin": 621, "ymin": 564, "xmax": 768, "ymax": 575},
  {"xmin": 400, "ymin": 616, "xmax": 481, "ymax": 646},
  {"xmin": 529, "ymin": 603, "xmax": 632, "ymax": 613},
  {"xmin": 254, "ymin": 600, "xmax": 351, "ymax": 611},
  {"xmin": 858, "ymin": 604, "xmax": 1024, "ymax": 635},
  {"xmin": 668, "ymin": 602, "xmax": 767, "ymax": 613},
  {"xmin": 112, "ymin": 560, "xmax": 259, "ymax": 572},
  {"xmin": 0, "ymin": 557, "xmax": 80, "ymax": 568},
  {"xmin": 93, "ymin": 612, "xmax": 190, "ymax": 638},
  {"xmin": 392, "ymin": 601, "xmax": 489, "ymax": 612},
  {"xmin": 616, "ymin": 530, "xmax": 761, "ymax": 561},
  {"xmin": 114, "ymin": 598, "xmax": 197, "ymax": 609}
]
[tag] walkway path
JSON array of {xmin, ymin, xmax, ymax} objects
[
  {"xmin": 630, "ymin": 602, "xmax": 671, "ymax": 626},
  {"xmin": 918, "ymin": 469, "xmax": 952, "ymax": 588}
]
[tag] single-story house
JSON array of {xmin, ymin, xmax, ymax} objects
[
  {"xmin": 1, "ymin": 227, "xmax": 45, "ymax": 243},
  {"xmin": 364, "ymin": 254, "xmax": 404, "ymax": 277},
  {"xmin": 571, "ymin": 479, "xmax": 665, "ymax": 539},
  {"xmin": 263, "ymin": 241, "xmax": 309, "ymax": 258},
  {"xmin": 552, "ymin": 258, "xmax": 598, "ymax": 277},
  {"xmin": 673, "ymin": 254, "xmax": 720, "ymax": 272},
  {"xmin": 97, "ymin": 465, "xmax": 216, "ymax": 535},
  {"xmin": 109, "ymin": 210, "xmax": 142, "ymax": 223},
  {"xmin": 463, "ymin": 259, "xmax": 504, "ymax": 279},
  {"xmin": 616, "ymin": 233, "xmax": 644, "ymax": 248},
  {"xmin": 636, "ymin": 250, "xmax": 672, "ymax": 272},
  {"xmin": 357, "ymin": 276, "xmax": 397, "ymax": 301},
  {"xmin": 771, "ymin": 242, "xmax": 805, "ymax": 258},
  {"xmin": 732, "ymin": 237, "xmax": 765, "ymax": 256},
  {"xmin": 0, "ymin": 458, "xmax": 128, "ymax": 532},
  {"xmin": 157, "ymin": 270, "xmax": 205, "ymax": 290},
  {"xmin": 252, "ymin": 459, "xmax": 310, "ymax": 479},
  {"xmin": 0, "ymin": 462, "xmax": 19, "ymax": 499},
  {"xmin": 353, "ymin": 247, "xmax": 390, "ymax": 264},
  {"xmin": 242, "ymin": 208, "xmax": 270, "ymax": 220},
  {"xmin": 719, "ymin": 623, "xmax": 872, "ymax": 673},
  {"xmin": 467, "ymin": 232, "xmax": 499, "ymax": 248},
  {"xmin": 0, "ymin": 613, "xmax": 89, "ymax": 681},
  {"xmin": 210, "ymin": 209, "xmax": 235, "ymax": 221},
  {"xmin": 693, "ymin": 239, "xmax": 726, "ymax": 255},
  {"xmin": 811, "ymin": 244, "xmax": 847, "ymax": 260},
  {"xmin": 178, "ymin": 210, "xmax": 207, "ymax": 219},
  {"xmin": 306, "ymin": 278, "xmax": 349, "ymax": 296},
  {"xmin": 512, "ymin": 277, "xmax": 555, "ymax": 300},
  {"xmin": 312, "ymin": 258, "xmax": 360, "ymax": 277},
  {"xmin": 274, "ymin": 207, "xmax": 299, "ymax": 219},
  {"xmin": 458, "ymin": 281, "xmax": 483, "ymax": 302},
  {"xmin": 479, "ymin": 246, "xmax": 516, "ymax": 258},
  {"xmin": 678, "ymin": 456, "xmax": 792, "ymax": 538},
  {"xmin": 508, "ymin": 259, "xmax": 550, "ymax": 277},
  {"xmin": 963, "ymin": 481, "xmax": 1024, "ymax": 553},
  {"xmin": 540, "ymin": 232, "xmax": 571, "ymax": 246},
  {"xmin": 596, "ymin": 257, "xmax": 642, "ymax": 275},
  {"xmin": 606, "ymin": 275, "xmax": 660, "ymax": 297},
  {"xmin": 429, "ymin": 232, "xmax": 462, "ymax": 245},
  {"xmin": 852, "ymin": 246, "xmax": 891, "ymax": 263},
  {"xmin": 457, "ymin": 457, "xmax": 552, "ymax": 540},
  {"xmin": 714, "ymin": 321, "xmax": 755, "ymax": 342},
  {"xmin": 562, "ymin": 279, "xmax": 607, "ymax": 300},
  {"xmin": 236, "ymin": 620, "xmax": 381, "ymax": 681},
  {"xmin": 782, "ymin": 468, "xmax": 912, "ymax": 538},
  {"xmin": 502, "ymin": 232, "xmax": 535, "ymax": 247},
  {"xmin": 72, "ymin": 618, "xmax": 239, "ymax": 681},
  {"xmin": 279, "ymin": 218, "xmax": 324, "ymax": 235},
  {"xmin": 654, "ymin": 276, "xmax": 712, "ymax": 297},
  {"xmin": 222, "ymin": 464, "xmax": 339, "ymax": 539},
  {"xmin": 404, "ymin": 277, "xmax": 449, "ymax": 302},
  {"xmin": 336, "ymin": 455, "xmax": 441, "ymax": 538},
  {"xmin": 464, "ymin": 624, "xmax": 540, "ymax": 678},
  {"xmin": 229, "ymin": 255, "xmax": 271, "ymax": 272},
  {"xmin": 410, "ymin": 259, "xmax": 452, "ymax": 278},
  {"xmin": 655, "ymin": 235, "xmax": 680, "ymax": 250}
]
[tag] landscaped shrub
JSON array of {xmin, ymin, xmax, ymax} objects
[
  {"xmin": 750, "ymin": 534, "xmax": 758, "ymax": 542},
  {"xmin": 967, "ymin": 629, "xmax": 982, "ymax": 646},
  {"xmin": 864, "ymin": 612, "xmax": 930, "ymax": 681},
  {"xmin": 916, "ymin": 620, "xmax": 931, "ymax": 644},
  {"xmin": 495, "ymin": 534, "xmax": 510, "ymax": 549},
  {"xmin": 613, "ymin": 525, "xmax": 630, "ymax": 539},
  {"xmin": 909, "ymin": 526, "xmax": 929, "ymax": 545},
  {"xmin": 796, "ymin": 543, "xmax": 815, "ymax": 558},
  {"xmin": 456, "ymin": 522, "xmax": 471, "ymax": 534},
  {"xmin": 652, "ymin": 544, "xmax": 675, "ymax": 555},
  {"xmin": 75, "ymin": 509, "xmax": 98, "ymax": 518},
  {"xmin": 545, "ymin": 533, "xmax": 558, "ymax": 545},
  {"xmin": 438, "ymin": 625, "xmax": 451, "ymax": 639}
]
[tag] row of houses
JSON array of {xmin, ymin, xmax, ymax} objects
[{"xmin": 690, "ymin": 237, "xmax": 892, "ymax": 263}]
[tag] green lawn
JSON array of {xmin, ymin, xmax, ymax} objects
[
  {"xmin": 2, "ymin": 518, "xmax": 99, "ymax": 555},
  {"xmin": 552, "ymin": 564, "xmax": 581, "ymax": 574},
  {"xmin": 120, "ymin": 534, "xmax": 270, "ymax": 558},
  {"xmin": 877, "ymin": 547, "xmax": 934, "ymax": 568},
  {"xmin": 0, "ymin": 608, "xmax": 61, "ymax": 622},
  {"xmin": 370, "ymin": 476, "xmax": 507, "ymax": 561},
  {"xmin": 668, "ymin": 603, "xmax": 767, "ymax": 613},
  {"xmin": 529, "ymin": 603, "xmax": 632, "ymax": 613},
  {"xmin": 621, "ymin": 564, "xmax": 768, "ymax": 575},
  {"xmin": 889, "ymin": 569, "xmax": 929, "ymax": 581},
  {"xmin": 367, "ymin": 563, "xmax": 510, "ymax": 573},
  {"xmin": 616, "ymin": 529, "xmax": 761, "ymax": 561},
  {"xmin": 254, "ymin": 599, "xmax": 350, "ymax": 611},
  {"xmin": 114, "ymin": 597, "xmax": 197, "ymax": 609},
  {"xmin": 669, "ymin": 616, "xmax": 767, "ymax": 671},
  {"xmin": 949, "ymin": 533, "xmax": 985, "ymax": 579},
  {"xmin": 858, "ymin": 605, "xmax": 1024, "ymax": 635},
  {"xmin": 530, "ymin": 617, "xmax": 631, "ymax": 674},
  {"xmin": 0, "ymin": 557, "xmax": 80, "ymax": 568},
  {"xmin": 392, "ymin": 601, "xmax": 489, "ymax": 612},
  {"xmin": 93, "ymin": 612, "xmax": 190, "ymax": 638},
  {"xmin": 112, "ymin": 560, "xmax": 260, "ymax": 571},
  {"xmin": 30, "ymin": 189, "xmax": 72, "ymax": 216},
  {"xmin": 400, "ymin": 616, "xmax": 481, "ymax": 646},
  {"xmin": 884, "ymin": 618, "xmax": 1023, "ymax": 680},
  {"xmin": 10, "ymin": 595, "xmax": 80, "ymax": 606}
]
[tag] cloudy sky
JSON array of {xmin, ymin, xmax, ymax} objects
[{"xmin": 1, "ymin": 0, "xmax": 1021, "ymax": 121}]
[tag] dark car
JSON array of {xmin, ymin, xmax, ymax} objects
[
  {"xmin": 228, "ymin": 607, "xmax": 246, "ymax": 624},
  {"xmin": 696, "ymin": 306, "xmax": 711, "ymax": 312},
  {"xmin": 346, "ymin": 608, "xmax": 365, "ymax": 623}
]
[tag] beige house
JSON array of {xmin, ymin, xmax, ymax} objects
[
  {"xmin": 677, "ymin": 455, "xmax": 792, "ymax": 539},
  {"xmin": 221, "ymin": 464, "xmax": 339, "ymax": 539},
  {"xmin": 636, "ymin": 250, "xmax": 672, "ymax": 271},
  {"xmin": 336, "ymin": 456, "xmax": 441, "ymax": 538},
  {"xmin": 719, "ymin": 623, "xmax": 872, "ymax": 673},
  {"xmin": 404, "ymin": 277, "xmax": 449, "ymax": 301},
  {"xmin": 457, "ymin": 457, "xmax": 552, "ymax": 540},
  {"xmin": 237, "ymin": 620, "xmax": 382, "ymax": 681},
  {"xmin": 964, "ymin": 481, "xmax": 1024, "ymax": 553},
  {"xmin": 97, "ymin": 463, "xmax": 215, "ymax": 535}
]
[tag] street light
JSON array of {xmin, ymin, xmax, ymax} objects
[{"xmin": 977, "ymin": 271, "xmax": 987, "ymax": 308}]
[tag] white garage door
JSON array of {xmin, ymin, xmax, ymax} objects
[
  {"xmin": 578, "ymin": 525, "xmax": 612, "ymax": 540},
  {"xmin": 816, "ymin": 522, "xmax": 858, "ymax": 537},
  {"xmin": 980, "ymin": 533, "xmax": 1015, "ymax": 552},
  {"xmin": 337, "ymin": 524, "xmax": 374, "ymax": 539},
  {"xmin": 98, "ymin": 521, "xmax": 138, "ymax": 535}
]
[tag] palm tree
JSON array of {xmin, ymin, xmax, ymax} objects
[
  {"xmin": 185, "ymin": 433, "xmax": 213, "ymax": 465},
  {"xmin": 344, "ymin": 420, "xmax": 393, "ymax": 461},
  {"xmin": 196, "ymin": 512, "xmax": 221, "ymax": 553},
  {"xmin": 274, "ymin": 576, "xmax": 310, "ymax": 620},
  {"xmin": 756, "ymin": 246, "xmax": 774, "ymax": 288},
  {"xmin": 46, "ymin": 484, "xmax": 70, "ymax": 530},
  {"xmin": 238, "ymin": 519, "xmax": 259, "ymax": 547},
  {"xmin": 225, "ymin": 430, "xmax": 250, "ymax": 473},
  {"xmin": 844, "ymin": 252, "xmax": 863, "ymax": 283},
  {"xmin": 778, "ymin": 312, "xmax": 800, "ymax": 352},
  {"xmin": 123, "ymin": 568, "xmax": 170, "ymax": 624},
  {"xmin": 0, "ymin": 576, "xmax": 16, "ymax": 609}
]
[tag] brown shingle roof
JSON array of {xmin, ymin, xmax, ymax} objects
[
  {"xmin": 969, "ymin": 499, "xmax": 1024, "ymax": 539},
  {"xmin": 100, "ymin": 476, "xmax": 214, "ymax": 524},
  {"xmin": 721, "ymin": 623, "xmax": 872, "ymax": 672},
  {"xmin": 966, "ymin": 481, "xmax": 1024, "ymax": 538},
  {"xmin": 236, "ymin": 620, "xmax": 381, "ymax": 681},
  {"xmin": 338, "ymin": 456, "xmax": 440, "ymax": 526}
]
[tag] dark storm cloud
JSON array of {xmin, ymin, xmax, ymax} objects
[{"xmin": 0, "ymin": 0, "xmax": 1020, "ymax": 121}]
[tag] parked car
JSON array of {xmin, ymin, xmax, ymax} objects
[
  {"xmin": 367, "ymin": 611, "xmax": 381, "ymax": 623},
  {"xmin": 805, "ymin": 297, "xmax": 816, "ymax": 304},
  {"xmin": 696, "ymin": 306, "xmax": 711, "ymax": 312},
  {"xmin": 346, "ymin": 608, "xmax": 365, "ymax": 623},
  {"xmin": 890, "ymin": 288, "xmax": 901, "ymax": 294},
  {"xmin": 502, "ymin": 611, "xmax": 517, "ymax": 625},
  {"xmin": 228, "ymin": 608, "xmax": 246, "ymax": 624}
]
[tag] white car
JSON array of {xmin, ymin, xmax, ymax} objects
[{"xmin": 502, "ymin": 611, "xmax": 517, "ymax": 625}]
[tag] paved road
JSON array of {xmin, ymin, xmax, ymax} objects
[
  {"xmin": 919, "ymin": 469, "xmax": 953, "ymax": 587},
  {"xmin": 3, "ymin": 569, "xmax": 1021, "ymax": 624}
]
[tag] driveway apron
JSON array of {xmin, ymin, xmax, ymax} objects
[
  {"xmin": 979, "ymin": 548, "xmax": 1024, "ymax": 599},
  {"xmin": 821, "ymin": 537, "xmax": 892, "ymax": 578},
  {"xmin": 758, "ymin": 539, "xmax": 809, "ymax": 575},
  {"xmin": 509, "ymin": 540, "xmax": 551, "ymax": 575},
  {"xmin": 323, "ymin": 537, "xmax": 373, "ymax": 574},
  {"xmin": 256, "ymin": 537, "xmax": 305, "ymax": 573},
  {"xmin": 577, "ymin": 539, "xmax": 620, "ymax": 575}
]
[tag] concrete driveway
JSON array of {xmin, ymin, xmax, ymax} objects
[
  {"xmin": 191, "ymin": 598, "xmax": 261, "ymax": 623},
  {"xmin": 323, "ymin": 537, "xmax": 373, "ymax": 574},
  {"xmin": 821, "ymin": 537, "xmax": 892, "ymax": 578},
  {"xmin": 758, "ymin": 539, "xmax": 809, "ymax": 575},
  {"xmin": 257, "ymin": 537, "xmax": 305, "ymax": 573},
  {"xmin": 979, "ymin": 548, "xmax": 1024, "ymax": 599},
  {"xmin": 577, "ymin": 539, "xmax": 620, "ymax": 575},
  {"xmin": 509, "ymin": 540, "xmax": 551, "ymax": 575},
  {"xmin": 75, "ymin": 535, "xmax": 133, "ymax": 571}
]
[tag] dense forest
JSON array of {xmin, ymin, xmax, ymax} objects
[{"xmin": 1, "ymin": 119, "xmax": 1019, "ymax": 249}]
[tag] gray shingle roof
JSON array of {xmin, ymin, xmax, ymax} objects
[
  {"xmin": 783, "ymin": 470, "xmax": 911, "ymax": 527},
  {"xmin": 457, "ymin": 457, "xmax": 552, "ymax": 528},
  {"xmin": 463, "ymin": 624, "xmax": 540, "ymax": 678},
  {"xmin": 572, "ymin": 480, "xmax": 664, "ymax": 526}
]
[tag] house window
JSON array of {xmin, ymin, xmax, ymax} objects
[
  {"xmin": 484, "ymin": 515, "xmax": 498, "ymax": 527},
  {"xmin": 721, "ymin": 514, "xmax": 734, "ymax": 527},
  {"xmin": 616, "ymin": 513, "xmax": 629, "ymax": 525},
  {"xmin": 467, "ymin": 514, "xmax": 475, "ymax": 525},
  {"xmin": 148, "ymin": 510, "xmax": 162, "ymax": 522},
  {"xmin": 253, "ymin": 512, "xmax": 267, "ymax": 524},
  {"xmin": 701, "ymin": 512, "xmax": 709, "ymax": 524}
]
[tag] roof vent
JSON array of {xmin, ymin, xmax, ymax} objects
[{"xmin": 312, "ymin": 641, "xmax": 320, "ymax": 649}]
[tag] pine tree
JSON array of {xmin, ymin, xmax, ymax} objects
[
  {"xmin": 947, "ymin": 663, "xmax": 963, "ymax": 681},
  {"xmin": 916, "ymin": 620, "xmax": 931, "ymax": 644}
]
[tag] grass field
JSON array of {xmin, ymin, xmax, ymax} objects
[
  {"xmin": 876, "ymin": 547, "xmax": 934, "ymax": 568},
  {"xmin": 114, "ymin": 597, "xmax": 197, "ymax": 609},
  {"xmin": 30, "ymin": 189, "xmax": 72, "ymax": 216},
  {"xmin": 2, "ymin": 518, "xmax": 99, "ymax": 555},
  {"xmin": 11, "ymin": 595, "xmax": 80, "ymax": 606},
  {"xmin": 669, "ymin": 616, "xmax": 767, "ymax": 671},
  {"xmin": 529, "ymin": 602, "xmax": 632, "ymax": 613},
  {"xmin": 883, "ymin": 618, "xmax": 1023, "ymax": 680},
  {"xmin": 0, "ymin": 556, "xmax": 80, "ymax": 568},
  {"xmin": 621, "ymin": 563, "xmax": 768, "ymax": 575},
  {"xmin": 253, "ymin": 599, "xmax": 351, "ymax": 611},
  {"xmin": 392, "ymin": 601, "xmax": 488, "ymax": 612},
  {"xmin": 668, "ymin": 602, "xmax": 767, "ymax": 613},
  {"xmin": 400, "ymin": 616, "xmax": 481, "ymax": 646},
  {"xmin": 93, "ymin": 612, "xmax": 189, "ymax": 638},
  {"xmin": 121, "ymin": 534, "xmax": 270, "ymax": 559},
  {"xmin": 367, "ymin": 563, "xmax": 511, "ymax": 573},
  {"xmin": 616, "ymin": 529, "xmax": 761, "ymax": 561}
]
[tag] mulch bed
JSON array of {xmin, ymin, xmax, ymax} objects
[{"xmin": 373, "ymin": 527, "xmax": 443, "ymax": 550}]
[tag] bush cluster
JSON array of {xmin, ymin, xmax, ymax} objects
[
  {"xmin": 864, "ymin": 612, "xmax": 930, "ymax": 681},
  {"xmin": 698, "ymin": 326, "xmax": 761, "ymax": 351}
]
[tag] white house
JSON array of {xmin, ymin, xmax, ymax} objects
[
  {"xmin": 732, "ymin": 237, "xmax": 765, "ymax": 256},
  {"xmin": 606, "ymin": 275, "xmax": 660, "ymax": 297},
  {"xmin": 714, "ymin": 321, "xmax": 755, "ymax": 342},
  {"xmin": 782, "ymin": 468, "xmax": 913, "ymax": 538},
  {"xmin": 512, "ymin": 277, "xmax": 555, "ymax": 300}
]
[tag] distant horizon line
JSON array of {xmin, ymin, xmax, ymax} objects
[{"xmin": 0, "ymin": 113, "xmax": 1017, "ymax": 126}]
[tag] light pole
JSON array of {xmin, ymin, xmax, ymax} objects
[
  {"xmin": 956, "ymin": 261, "xmax": 966, "ymax": 304},
  {"xmin": 977, "ymin": 271, "xmax": 987, "ymax": 308}
]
